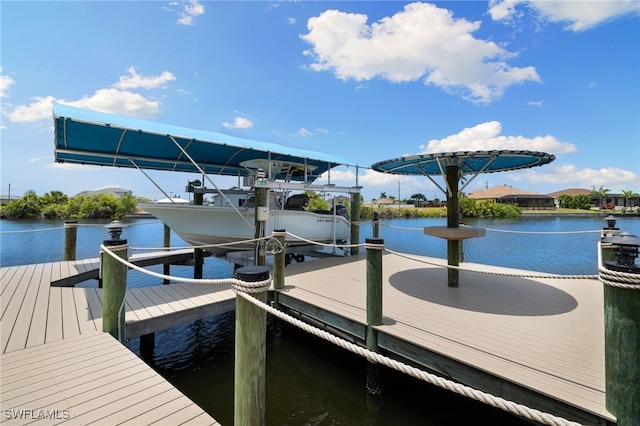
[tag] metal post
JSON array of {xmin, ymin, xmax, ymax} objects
[
  {"xmin": 101, "ymin": 239, "xmax": 128, "ymax": 343},
  {"xmin": 234, "ymin": 266, "xmax": 269, "ymax": 426},
  {"xmin": 366, "ymin": 238, "xmax": 383, "ymax": 395},
  {"xmin": 64, "ymin": 221, "xmax": 77, "ymax": 261},
  {"xmin": 351, "ymin": 193, "xmax": 361, "ymax": 255},
  {"xmin": 254, "ymin": 185, "xmax": 268, "ymax": 266}
]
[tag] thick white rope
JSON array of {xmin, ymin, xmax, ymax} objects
[
  {"xmin": 130, "ymin": 235, "xmax": 271, "ymax": 251},
  {"xmin": 285, "ymin": 231, "xmax": 366, "ymax": 248},
  {"xmin": 383, "ymin": 248, "xmax": 599, "ymax": 280},
  {"xmin": 239, "ymin": 291, "xmax": 582, "ymax": 426},
  {"xmin": 0, "ymin": 226, "xmax": 67, "ymax": 234},
  {"xmin": 598, "ymin": 266, "xmax": 640, "ymax": 289},
  {"xmin": 99, "ymin": 244, "xmax": 270, "ymax": 293}
]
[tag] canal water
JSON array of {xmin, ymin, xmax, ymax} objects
[{"xmin": 2, "ymin": 215, "xmax": 638, "ymax": 424}]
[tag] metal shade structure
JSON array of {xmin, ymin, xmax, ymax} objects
[
  {"xmin": 371, "ymin": 150, "xmax": 556, "ymax": 287},
  {"xmin": 371, "ymin": 150, "xmax": 555, "ymax": 190},
  {"xmin": 53, "ymin": 104, "xmax": 362, "ymax": 182}
]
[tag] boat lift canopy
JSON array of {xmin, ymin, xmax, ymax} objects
[{"xmin": 53, "ymin": 104, "xmax": 363, "ymax": 182}]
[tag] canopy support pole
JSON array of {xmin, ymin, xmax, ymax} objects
[
  {"xmin": 168, "ymin": 136, "xmax": 254, "ymax": 231},
  {"xmin": 446, "ymin": 165, "xmax": 460, "ymax": 287},
  {"xmin": 129, "ymin": 159, "xmax": 174, "ymax": 202}
]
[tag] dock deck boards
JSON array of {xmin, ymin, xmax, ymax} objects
[
  {"xmin": 279, "ymin": 252, "xmax": 613, "ymax": 425},
  {"xmin": 0, "ymin": 332, "xmax": 219, "ymax": 425}
]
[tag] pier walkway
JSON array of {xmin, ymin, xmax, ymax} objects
[{"xmin": 278, "ymin": 252, "xmax": 613, "ymax": 426}]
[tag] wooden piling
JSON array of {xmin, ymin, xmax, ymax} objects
[
  {"xmin": 234, "ymin": 266, "xmax": 270, "ymax": 426},
  {"xmin": 366, "ymin": 238, "xmax": 384, "ymax": 395},
  {"xmin": 163, "ymin": 224, "xmax": 171, "ymax": 284},
  {"xmin": 446, "ymin": 165, "xmax": 460, "ymax": 287},
  {"xmin": 351, "ymin": 193, "xmax": 361, "ymax": 255},
  {"xmin": 603, "ymin": 255, "xmax": 640, "ymax": 425},
  {"xmin": 64, "ymin": 221, "xmax": 77, "ymax": 261},
  {"xmin": 273, "ymin": 229, "xmax": 286, "ymax": 291},
  {"xmin": 372, "ymin": 212, "xmax": 380, "ymax": 239},
  {"xmin": 101, "ymin": 240, "xmax": 128, "ymax": 343},
  {"xmin": 194, "ymin": 248, "xmax": 204, "ymax": 279}
]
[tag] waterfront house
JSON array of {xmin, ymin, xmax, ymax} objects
[{"xmin": 468, "ymin": 185, "xmax": 555, "ymax": 210}]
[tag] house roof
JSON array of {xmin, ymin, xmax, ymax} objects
[
  {"xmin": 468, "ymin": 185, "xmax": 543, "ymax": 200},
  {"xmin": 547, "ymin": 188, "xmax": 592, "ymax": 198},
  {"xmin": 75, "ymin": 187, "xmax": 132, "ymax": 198}
]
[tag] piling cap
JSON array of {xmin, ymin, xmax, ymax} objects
[
  {"xmin": 235, "ymin": 265, "xmax": 270, "ymax": 282},
  {"xmin": 604, "ymin": 231, "xmax": 640, "ymax": 247}
]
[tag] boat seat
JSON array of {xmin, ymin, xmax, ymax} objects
[{"xmin": 284, "ymin": 194, "xmax": 309, "ymax": 210}]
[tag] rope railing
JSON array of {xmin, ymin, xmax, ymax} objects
[
  {"xmin": 100, "ymin": 244, "xmax": 271, "ymax": 293},
  {"xmin": 99, "ymin": 243, "xmax": 583, "ymax": 426},
  {"xmin": 285, "ymin": 231, "xmax": 366, "ymax": 249},
  {"xmin": 129, "ymin": 235, "xmax": 272, "ymax": 252},
  {"xmin": 378, "ymin": 222, "xmax": 602, "ymax": 235},
  {"xmin": 0, "ymin": 220, "xmax": 163, "ymax": 234},
  {"xmin": 383, "ymin": 248, "xmax": 599, "ymax": 280},
  {"xmin": 237, "ymin": 291, "xmax": 582, "ymax": 426}
]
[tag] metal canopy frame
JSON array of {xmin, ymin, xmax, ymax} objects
[{"xmin": 372, "ymin": 150, "xmax": 555, "ymax": 197}]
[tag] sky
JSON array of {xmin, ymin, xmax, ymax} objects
[{"xmin": 1, "ymin": 0, "xmax": 639, "ymax": 202}]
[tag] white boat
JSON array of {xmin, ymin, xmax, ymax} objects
[
  {"xmin": 52, "ymin": 104, "xmax": 363, "ymax": 256},
  {"xmin": 141, "ymin": 186, "xmax": 351, "ymax": 255}
]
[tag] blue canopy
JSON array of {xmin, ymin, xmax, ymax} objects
[
  {"xmin": 371, "ymin": 150, "xmax": 555, "ymax": 176},
  {"xmin": 53, "ymin": 104, "xmax": 361, "ymax": 182}
]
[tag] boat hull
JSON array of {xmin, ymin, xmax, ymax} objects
[{"xmin": 140, "ymin": 203, "xmax": 350, "ymax": 255}]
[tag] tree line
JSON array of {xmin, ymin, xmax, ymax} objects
[{"xmin": 1, "ymin": 190, "xmax": 137, "ymax": 219}]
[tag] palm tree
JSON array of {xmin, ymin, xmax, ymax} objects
[
  {"xmin": 621, "ymin": 189, "xmax": 637, "ymax": 211},
  {"xmin": 591, "ymin": 185, "xmax": 611, "ymax": 209}
]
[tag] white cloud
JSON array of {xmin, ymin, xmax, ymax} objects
[
  {"xmin": 6, "ymin": 68, "xmax": 172, "ymax": 122},
  {"xmin": 0, "ymin": 67, "xmax": 15, "ymax": 98},
  {"xmin": 114, "ymin": 66, "xmax": 176, "ymax": 90},
  {"xmin": 167, "ymin": 0, "xmax": 205, "ymax": 26},
  {"xmin": 508, "ymin": 163, "xmax": 639, "ymax": 190},
  {"xmin": 489, "ymin": 0, "xmax": 640, "ymax": 31},
  {"xmin": 67, "ymin": 88, "xmax": 161, "ymax": 118},
  {"xmin": 527, "ymin": 100, "xmax": 543, "ymax": 107},
  {"xmin": 301, "ymin": 2, "xmax": 540, "ymax": 103},
  {"xmin": 222, "ymin": 116, "xmax": 254, "ymax": 129},
  {"xmin": 419, "ymin": 121, "xmax": 577, "ymax": 154},
  {"xmin": 296, "ymin": 127, "xmax": 312, "ymax": 137},
  {"xmin": 8, "ymin": 95, "xmax": 57, "ymax": 122}
]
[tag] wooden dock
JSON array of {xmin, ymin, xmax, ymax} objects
[
  {"xmin": 1, "ymin": 252, "xmax": 234, "ymax": 425},
  {"xmin": 278, "ymin": 252, "xmax": 614, "ymax": 426},
  {"xmin": 0, "ymin": 249, "xmax": 617, "ymax": 425}
]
